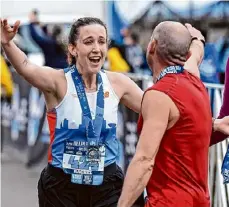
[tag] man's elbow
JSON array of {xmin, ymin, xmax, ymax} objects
[{"xmin": 135, "ymin": 155, "xmax": 155, "ymax": 171}]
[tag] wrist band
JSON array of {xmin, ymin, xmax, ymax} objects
[{"xmin": 191, "ymin": 37, "xmax": 205, "ymax": 47}]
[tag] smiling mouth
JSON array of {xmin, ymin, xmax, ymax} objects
[{"xmin": 89, "ymin": 57, "xmax": 101, "ymax": 64}]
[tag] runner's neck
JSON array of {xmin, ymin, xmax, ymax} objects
[{"xmin": 75, "ymin": 64, "xmax": 97, "ymax": 90}]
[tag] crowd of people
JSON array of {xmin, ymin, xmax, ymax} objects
[
  {"xmin": 105, "ymin": 28, "xmax": 149, "ymax": 75},
  {"xmin": 1, "ymin": 10, "xmax": 229, "ymax": 96}
]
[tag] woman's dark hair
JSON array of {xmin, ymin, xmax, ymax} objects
[{"xmin": 67, "ymin": 17, "xmax": 108, "ymax": 65}]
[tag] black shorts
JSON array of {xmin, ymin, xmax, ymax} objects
[{"xmin": 38, "ymin": 163, "xmax": 124, "ymax": 207}]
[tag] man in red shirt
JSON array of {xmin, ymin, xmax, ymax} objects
[{"xmin": 118, "ymin": 21, "xmax": 215, "ymax": 207}]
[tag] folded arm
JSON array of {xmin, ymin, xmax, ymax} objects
[
  {"xmin": 210, "ymin": 58, "xmax": 229, "ymax": 145},
  {"xmin": 211, "ymin": 117, "xmax": 229, "ymax": 146}
]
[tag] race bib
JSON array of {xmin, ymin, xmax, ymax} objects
[{"xmin": 62, "ymin": 141, "xmax": 105, "ymax": 185}]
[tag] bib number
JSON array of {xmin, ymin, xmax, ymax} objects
[{"xmin": 63, "ymin": 141, "xmax": 105, "ymax": 185}]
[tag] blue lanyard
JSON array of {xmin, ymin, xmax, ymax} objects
[
  {"xmin": 156, "ymin": 65, "xmax": 184, "ymax": 82},
  {"xmin": 70, "ymin": 66, "xmax": 104, "ymax": 146}
]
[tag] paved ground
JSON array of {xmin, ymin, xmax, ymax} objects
[
  {"xmin": 1, "ymin": 145, "xmax": 142, "ymax": 207},
  {"xmin": 1, "ymin": 146, "xmax": 45, "ymax": 207}
]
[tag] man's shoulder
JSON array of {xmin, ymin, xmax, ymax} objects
[
  {"xmin": 142, "ymin": 89, "xmax": 173, "ymax": 117},
  {"xmin": 151, "ymin": 74, "xmax": 179, "ymax": 91}
]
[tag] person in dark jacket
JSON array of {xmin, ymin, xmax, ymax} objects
[{"xmin": 28, "ymin": 10, "xmax": 67, "ymax": 68}]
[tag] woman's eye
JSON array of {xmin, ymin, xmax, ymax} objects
[
  {"xmin": 85, "ymin": 41, "xmax": 93, "ymax": 45},
  {"xmin": 99, "ymin": 40, "xmax": 106, "ymax": 44}
]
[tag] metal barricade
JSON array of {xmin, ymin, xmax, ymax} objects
[
  {"xmin": 206, "ymin": 83, "xmax": 229, "ymax": 207},
  {"xmin": 1, "ymin": 72, "xmax": 228, "ymax": 206}
]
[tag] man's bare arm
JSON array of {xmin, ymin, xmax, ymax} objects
[
  {"xmin": 117, "ymin": 90, "xmax": 171, "ymax": 207},
  {"xmin": 189, "ymin": 40, "xmax": 204, "ymax": 66},
  {"xmin": 184, "ymin": 23, "xmax": 205, "ymax": 78}
]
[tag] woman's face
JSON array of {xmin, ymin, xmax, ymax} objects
[{"xmin": 75, "ymin": 24, "xmax": 108, "ymax": 74}]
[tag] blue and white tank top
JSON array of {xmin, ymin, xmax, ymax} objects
[{"xmin": 47, "ymin": 69, "xmax": 120, "ymax": 169}]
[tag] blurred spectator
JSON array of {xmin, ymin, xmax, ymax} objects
[
  {"xmin": 199, "ymin": 43, "xmax": 220, "ymax": 84},
  {"xmin": 120, "ymin": 27, "xmax": 131, "ymax": 44},
  {"xmin": 124, "ymin": 33, "xmax": 144, "ymax": 74},
  {"xmin": 1, "ymin": 54, "xmax": 14, "ymax": 103},
  {"xmin": 141, "ymin": 52, "xmax": 152, "ymax": 75},
  {"xmin": 28, "ymin": 10, "xmax": 68, "ymax": 68},
  {"xmin": 14, "ymin": 33, "xmax": 29, "ymax": 55},
  {"xmin": 216, "ymin": 29, "xmax": 229, "ymax": 84},
  {"xmin": 106, "ymin": 39, "xmax": 130, "ymax": 73}
]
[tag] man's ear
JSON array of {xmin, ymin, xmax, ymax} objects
[
  {"xmin": 186, "ymin": 50, "xmax": 192, "ymax": 60},
  {"xmin": 68, "ymin": 44, "xmax": 77, "ymax": 57},
  {"xmin": 149, "ymin": 39, "xmax": 156, "ymax": 55}
]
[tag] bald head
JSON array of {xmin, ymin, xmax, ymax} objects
[{"xmin": 151, "ymin": 21, "xmax": 192, "ymax": 64}]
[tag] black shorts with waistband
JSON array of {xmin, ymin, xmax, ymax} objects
[{"xmin": 38, "ymin": 162, "xmax": 124, "ymax": 207}]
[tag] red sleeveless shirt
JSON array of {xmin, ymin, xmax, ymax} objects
[{"xmin": 138, "ymin": 71, "xmax": 212, "ymax": 207}]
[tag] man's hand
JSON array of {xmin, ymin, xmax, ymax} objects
[
  {"xmin": 183, "ymin": 23, "xmax": 205, "ymax": 78},
  {"xmin": 214, "ymin": 117, "xmax": 229, "ymax": 135},
  {"xmin": 185, "ymin": 23, "xmax": 205, "ymax": 42},
  {"xmin": 166, "ymin": 24, "xmax": 205, "ymax": 69}
]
